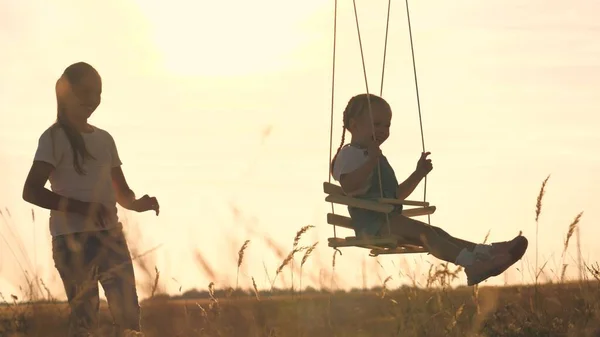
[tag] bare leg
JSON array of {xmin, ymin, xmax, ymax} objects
[
  {"xmin": 386, "ymin": 214, "xmax": 464, "ymax": 263},
  {"xmin": 385, "ymin": 215, "xmax": 479, "ymax": 251},
  {"xmin": 430, "ymin": 227, "xmax": 477, "ymax": 251},
  {"xmin": 386, "ymin": 214, "xmax": 525, "ymax": 285}
]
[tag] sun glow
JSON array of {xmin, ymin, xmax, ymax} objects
[{"xmin": 134, "ymin": 0, "xmax": 325, "ymax": 77}]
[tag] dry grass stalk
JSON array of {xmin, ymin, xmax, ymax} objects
[
  {"xmin": 473, "ymin": 285, "xmax": 481, "ymax": 315},
  {"xmin": 576, "ymin": 226, "xmax": 583, "ymax": 281},
  {"xmin": 236, "ymin": 240, "xmax": 251, "ymax": 290},
  {"xmin": 277, "ymin": 248, "xmax": 304, "ymax": 276},
  {"xmin": 237, "ymin": 240, "xmax": 251, "ymax": 268},
  {"xmin": 535, "ymin": 175, "xmax": 550, "ymax": 286},
  {"xmin": 207, "ymin": 282, "xmax": 220, "ymax": 315},
  {"xmin": 585, "ymin": 262, "xmax": 600, "ymax": 281},
  {"xmin": 299, "ymin": 242, "xmax": 318, "ymax": 294},
  {"xmin": 208, "ymin": 282, "xmax": 216, "ymax": 300},
  {"xmin": 535, "ymin": 175, "xmax": 550, "ymax": 223},
  {"xmin": 262, "ymin": 261, "xmax": 273, "ymax": 287},
  {"xmin": 293, "ymin": 225, "xmax": 314, "ymax": 249},
  {"xmin": 252, "ymin": 277, "xmax": 260, "ymax": 301},
  {"xmin": 196, "ymin": 303, "xmax": 208, "ymax": 318},
  {"xmin": 562, "ymin": 212, "xmax": 583, "ymax": 257},
  {"xmin": 151, "ymin": 266, "xmax": 160, "ymax": 298},
  {"xmin": 446, "ymin": 303, "xmax": 465, "ymax": 332},
  {"xmin": 380, "ymin": 276, "xmax": 392, "ymax": 299},
  {"xmin": 194, "ymin": 250, "xmax": 217, "ymax": 280},
  {"xmin": 561, "ymin": 264, "xmax": 568, "ymax": 282},
  {"xmin": 301, "ymin": 242, "xmax": 318, "ymax": 268},
  {"xmin": 535, "ymin": 260, "xmax": 550, "ymax": 281},
  {"xmin": 264, "ymin": 236, "xmax": 287, "ymax": 260},
  {"xmin": 426, "ymin": 263, "xmax": 462, "ymax": 288},
  {"xmin": 291, "ymin": 225, "xmax": 314, "ymax": 293},
  {"xmin": 171, "ymin": 277, "xmax": 183, "ymax": 293},
  {"xmin": 483, "ymin": 230, "xmax": 491, "ymax": 244},
  {"xmin": 271, "ymin": 247, "xmax": 306, "ymax": 290},
  {"xmin": 39, "ymin": 279, "xmax": 54, "ymax": 302}
]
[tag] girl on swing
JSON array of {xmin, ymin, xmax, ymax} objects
[
  {"xmin": 22, "ymin": 62, "xmax": 159, "ymax": 336},
  {"xmin": 331, "ymin": 93, "xmax": 528, "ymax": 286}
]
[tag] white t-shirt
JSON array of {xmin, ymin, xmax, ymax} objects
[
  {"xmin": 331, "ymin": 144, "xmax": 373, "ymax": 196},
  {"xmin": 34, "ymin": 124, "xmax": 123, "ymax": 237}
]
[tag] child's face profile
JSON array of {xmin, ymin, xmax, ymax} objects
[
  {"xmin": 62, "ymin": 72, "xmax": 102, "ymax": 121},
  {"xmin": 349, "ymin": 104, "xmax": 392, "ymax": 145}
]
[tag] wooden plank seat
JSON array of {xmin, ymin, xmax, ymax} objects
[{"xmin": 324, "ymin": 182, "xmax": 435, "ymax": 256}]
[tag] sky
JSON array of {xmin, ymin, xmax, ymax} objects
[{"xmin": 1, "ymin": 0, "xmax": 599, "ymax": 301}]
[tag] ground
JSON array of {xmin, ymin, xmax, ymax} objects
[
  {"xmin": 2, "ymin": 176, "xmax": 596, "ymax": 336},
  {"xmin": 2, "ymin": 280, "xmax": 600, "ymax": 337}
]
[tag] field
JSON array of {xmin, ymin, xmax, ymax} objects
[
  {"xmin": 3, "ymin": 279, "xmax": 600, "ymax": 337},
  {"xmin": 2, "ymin": 177, "xmax": 600, "ymax": 337}
]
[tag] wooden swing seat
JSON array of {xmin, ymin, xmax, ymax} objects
[{"xmin": 324, "ymin": 182, "xmax": 435, "ymax": 256}]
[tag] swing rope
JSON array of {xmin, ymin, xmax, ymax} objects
[
  {"xmin": 403, "ymin": 0, "xmax": 430, "ymax": 225},
  {"xmin": 328, "ymin": 0, "xmax": 339, "ymax": 239},
  {"xmin": 378, "ymin": 0, "xmax": 427, "ymax": 215},
  {"xmin": 380, "ymin": 0, "xmax": 392, "ymax": 97},
  {"xmin": 327, "ymin": 0, "xmax": 429, "ymax": 241},
  {"xmin": 351, "ymin": 0, "xmax": 392, "ymax": 236}
]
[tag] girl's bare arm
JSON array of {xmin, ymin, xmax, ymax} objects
[
  {"xmin": 22, "ymin": 161, "xmax": 89, "ymax": 215},
  {"xmin": 396, "ymin": 170, "xmax": 425, "ymax": 200},
  {"xmin": 111, "ymin": 166, "xmax": 137, "ymax": 210},
  {"xmin": 339, "ymin": 156, "xmax": 379, "ymax": 195}
]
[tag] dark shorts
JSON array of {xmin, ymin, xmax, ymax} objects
[{"xmin": 349, "ymin": 207, "xmax": 402, "ymax": 237}]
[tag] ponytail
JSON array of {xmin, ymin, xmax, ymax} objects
[
  {"xmin": 53, "ymin": 63, "xmax": 98, "ymax": 175},
  {"xmin": 330, "ymin": 108, "xmax": 348, "ymax": 176}
]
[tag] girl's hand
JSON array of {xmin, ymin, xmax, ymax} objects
[
  {"xmin": 132, "ymin": 195, "xmax": 160, "ymax": 215},
  {"xmin": 415, "ymin": 152, "xmax": 433, "ymax": 177}
]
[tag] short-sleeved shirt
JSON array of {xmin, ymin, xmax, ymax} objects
[
  {"xmin": 332, "ymin": 145, "xmax": 372, "ymax": 196},
  {"xmin": 332, "ymin": 143, "xmax": 401, "ymax": 236},
  {"xmin": 34, "ymin": 124, "xmax": 123, "ymax": 237}
]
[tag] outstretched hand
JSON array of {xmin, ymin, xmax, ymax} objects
[
  {"xmin": 132, "ymin": 195, "xmax": 160, "ymax": 215},
  {"xmin": 415, "ymin": 152, "xmax": 433, "ymax": 177}
]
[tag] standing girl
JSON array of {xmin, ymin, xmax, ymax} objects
[
  {"xmin": 330, "ymin": 93, "xmax": 528, "ymax": 286},
  {"xmin": 22, "ymin": 62, "xmax": 159, "ymax": 336}
]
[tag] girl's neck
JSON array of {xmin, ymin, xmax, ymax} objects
[
  {"xmin": 57, "ymin": 107, "xmax": 93, "ymax": 133},
  {"xmin": 65, "ymin": 118, "xmax": 93, "ymax": 133},
  {"xmin": 350, "ymin": 136, "xmax": 370, "ymax": 148}
]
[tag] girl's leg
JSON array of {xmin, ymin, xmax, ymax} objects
[
  {"xmin": 430, "ymin": 227, "xmax": 477, "ymax": 252},
  {"xmin": 52, "ymin": 233, "xmax": 101, "ymax": 337},
  {"xmin": 387, "ymin": 214, "xmax": 519, "ymax": 285},
  {"xmin": 386, "ymin": 215, "xmax": 482, "ymax": 253},
  {"xmin": 386, "ymin": 214, "xmax": 465, "ymax": 264},
  {"xmin": 431, "ymin": 225, "xmax": 528, "ymax": 262},
  {"xmin": 98, "ymin": 228, "xmax": 141, "ymax": 336}
]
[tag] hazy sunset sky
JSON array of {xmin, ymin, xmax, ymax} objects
[{"xmin": 1, "ymin": 0, "xmax": 599, "ymax": 300}]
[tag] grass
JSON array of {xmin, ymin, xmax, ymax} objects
[{"xmin": 1, "ymin": 175, "xmax": 599, "ymax": 337}]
